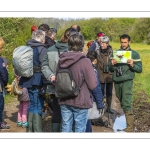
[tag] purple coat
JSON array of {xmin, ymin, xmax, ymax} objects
[{"xmin": 57, "ymin": 52, "xmax": 97, "ymax": 109}]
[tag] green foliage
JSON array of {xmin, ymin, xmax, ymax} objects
[{"xmin": 0, "ymin": 18, "xmax": 38, "ymax": 83}]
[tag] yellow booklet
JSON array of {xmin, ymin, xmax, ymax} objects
[{"xmin": 113, "ymin": 50, "xmax": 132, "ymax": 63}]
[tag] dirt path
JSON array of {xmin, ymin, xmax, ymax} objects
[{"xmin": 1, "ymin": 86, "xmax": 124, "ymax": 133}]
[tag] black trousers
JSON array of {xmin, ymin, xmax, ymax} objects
[
  {"xmin": 51, "ymin": 94, "xmax": 61, "ymax": 123},
  {"xmin": 100, "ymin": 82, "xmax": 113, "ymax": 97}
]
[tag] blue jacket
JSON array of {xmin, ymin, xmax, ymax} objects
[
  {"xmin": 19, "ymin": 39, "xmax": 47, "ymax": 88},
  {"xmin": 91, "ymin": 66, "xmax": 104, "ymax": 109},
  {"xmin": 0, "ymin": 57, "xmax": 8, "ymax": 88}
]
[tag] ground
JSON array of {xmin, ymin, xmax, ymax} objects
[{"xmin": 1, "ymin": 86, "xmax": 150, "ymax": 133}]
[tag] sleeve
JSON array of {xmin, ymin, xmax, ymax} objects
[
  {"xmin": 91, "ymin": 70, "xmax": 104, "ymax": 109},
  {"xmin": 130, "ymin": 51, "xmax": 142, "ymax": 73},
  {"xmin": 83, "ymin": 59, "xmax": 98, "ymax": 90},
  {"xmin": 41, "ymin": 52, "xmax": 55, "ymax": 81},
  {"xmin": 0, "ymin": 58, "xmax": 8, "ymax": 86}
]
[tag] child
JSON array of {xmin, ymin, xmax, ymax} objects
[
  {"xmin": 14, "ymin": 75, "xmax": 30, "ymax": 128},
  {"xmin": 86, "ymin": 51, "xmax": 104, "ymax": 132},
  {"xmin": 0, "ymin": 37, "xmax": 10, "ymax": 129}
]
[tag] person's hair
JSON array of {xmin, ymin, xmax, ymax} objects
[
  {"xmin": 47, "ymin": 29, "xmax": 56, "ymax": 38},
  {"xmin": 0, "ymin": 37, "xmax": 5, "ymax": 46},
  {"xmin": 100, "ymin": 36, "xmax": 109, "ymax": 44},
  {"xmin": 38, "ymin": 24, "xmax": 50, "ymax": 33},
  {"xmin": 71, "ymin": 25, "xmax": 81, "ymax": 32},
  {"xmin": 68, "ymin": 32, "xmax": 84, "ymax": 52},
  {"xmin": 86, "ymin": 51, "xmax": 97, "ymax": 62},
  {"xmin": 120, "ymin": 34, "xmax": 131, "ymax": 41},
  {"xmin": 61, "ymin": 27, "xmax": 76, "ymax": 43},
  {"xmin": 32, "ymin": 29, "xmax": 46, "ymax": 42},
  {"xmin": 50, "ymin": 28, "xmax": 57, "ymax": 34}
]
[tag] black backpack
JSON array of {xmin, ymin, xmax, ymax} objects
[{"xmin": 55, "ymin": 56, "xmax": 85, "ymax": 99}]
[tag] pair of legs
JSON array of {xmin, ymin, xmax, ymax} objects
[
  {"xmin": 60, "ymin": 105, "xmax": 88, "ymax": 132},
  {"xmin": 101, "ymin": 82, "xmax": 114, "ymax": 113},
  {"xmin": 114, "ymin": 80, "xmax": 134, "ymax": 132},
  {"xmin": 27, "ymin": 87, "xmax": 44, "ymax": 132},
  {"xmin": 51, "ymin": 94, "xmax": 61, "ymax": 132},
  {"xmin": 17, "ymin": 101, "xmax": 29, "ymax": 127},
  {"xmin": 0, "ymin": 92, "xmax": 9, "ymax": 129}
]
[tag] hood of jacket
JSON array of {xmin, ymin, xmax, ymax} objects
[
  {"xmin": 26, "ymin": 39, "xmax": 47, "ymax": 64},
  {"xmin": 59, "ymin": 51, "xmax": 85, "ymax": 68},
  {"xmin": 26, "ymin": 39, "xmax": 46, "ymax": 48},
  {"xmin": 55, "ymin": 40, "xmax": 68, "ymax": 51}
]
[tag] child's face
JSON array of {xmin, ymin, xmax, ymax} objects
[
  {"xmin": 0, "ymin": 44, "xmax": 3, "ymax": 53},
  {"xmin": 92, "ymin": 59, "xmax": 97, "ymax": 65}
]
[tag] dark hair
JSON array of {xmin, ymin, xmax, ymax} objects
[
  {"xmin": 120, "ymin": 34, "xmax": 131, "ymax": 41},
  {"xmin": 50, "ymin": 28, "xmax": 57, "ymax": 33},
  {"xmin": 71, "ymin": 25, "xmax": 81, "ymax": 32},
  {"xmin": 38, "ymin": 24, "xmax": 50, "ymax": 33},
  {"xmin": 68, "ymin": 32, "xmax": 84, "ymax": 52},
  {"xmin": 86, "ymin": 51, "xmax": 97, "ymax": 62},
  {"xmin": 61, "ymin": 28, "xmax": 77, "ymax": 43}
]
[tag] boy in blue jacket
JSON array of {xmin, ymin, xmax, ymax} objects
[
  {"xmin": 86, "ymin": 51, "xmax": 104, "ymax": 132},
  {"xmin": 0, "ymin": 37, "xmax": 9, "ymax": 129}
]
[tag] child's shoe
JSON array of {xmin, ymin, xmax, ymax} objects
[
  {"xmin": 0, "ymin": 122, "xmax": 10, "ymax": 129},
  {"xmin": 17, "ymin": 121, "xmax": 22, "ymax": 127},
  {"xmin": 22, "ymin": 122, "xmax": 28, "ymax": 128}
]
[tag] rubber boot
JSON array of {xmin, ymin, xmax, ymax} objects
[
  {"xmin": 124, "ymin": 111, "xmax": 134, "ymax": 132},
  {"xmin": 52, "ymin": 123, "xmax": 61, "ymax": 132},
  {"xmin": 27, "ymin": 112, "xmax": 34, "ymax": 132},
  {"xmin": 33, "ymin": 114, "xmax": 42, "ymax": 132},
  {"xmin": 106, "ymin": 96, "xmax": 114, "ymax": 114}
]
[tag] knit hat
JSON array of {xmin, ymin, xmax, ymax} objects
[
  {"xmin": 97, "ymin": 32, "xmax": 105, "ymax": 37},
  {"xmin": 31, "ymin": 25, "xmax": 37, "ymax": 33}
]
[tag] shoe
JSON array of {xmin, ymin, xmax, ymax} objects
[
  {"xmin": 17, "ymin": 121, "xmax": 22, "ymax": 127},
  {"xmin": 0, "ymin": 122, "xmax": 10, "ymax": 129},
  {"xmin": 22, "ymin": 122, "xmax": 28, "ymax": 128}
]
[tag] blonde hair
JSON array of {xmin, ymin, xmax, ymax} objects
[{"xmin": 0, "ymin": 37, "xmax": 5, "ymax": 46}]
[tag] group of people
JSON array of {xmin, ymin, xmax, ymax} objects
[{"xmin": 0, "ymin": 23, "xmax": 142, "ymax": 133}]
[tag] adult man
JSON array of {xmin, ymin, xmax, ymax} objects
[
  {"xmin": 19, "ymin": 29, "xmax": 47, "ymax": 132},
  {"xmin": 88, "ymin": 32, "xmax": 105, "ymax": 52},
  {"xmin": 41, "ymin": 27, "xmax": 75, "ymax": 132},
  {"xmin": 110, "ymin": 34, "xmax": 142, "ymax": 132}
]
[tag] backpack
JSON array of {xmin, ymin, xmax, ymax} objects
[
  {"xmin": 55, "ymin": 56, "xmax": 85, "ymax": 99},
  {"xmin": 12, "ymin": 46, "xmax": 40, "ymax": 78},
  {"xmin": 12, "ymin": 46, "xmax": 33, "ymax": 77}
]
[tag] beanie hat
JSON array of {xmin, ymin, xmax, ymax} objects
[
  {"xmin": 97, "ymin": 32, "xmax": 105, "ymax": 37},
  {"xmin": 31, "ymin": 25, "xmax": 37, "ymax": 33}
]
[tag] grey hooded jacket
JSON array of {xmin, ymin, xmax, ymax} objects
[{"xmin": 41, "ymin": 40, "xmax": 68, "ymax": 94}]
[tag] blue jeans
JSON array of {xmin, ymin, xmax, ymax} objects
[
  {"xmin": 28, "ymin": 88, "xmax": 44, "ymax": 115},
  {"xmin": 60, "ymin": 105, "xmax": 88, "ymax": 132},
  {"xmin": 0, "ymin": 92, "xmax": 4, "ymax": 122}
]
